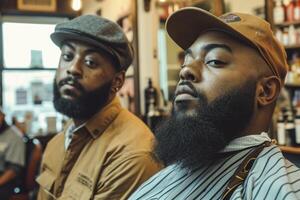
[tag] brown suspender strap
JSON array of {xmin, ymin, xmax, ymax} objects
[{"xmin": 221, "ymin": 141, "xmax": 272, "ymax": 200}]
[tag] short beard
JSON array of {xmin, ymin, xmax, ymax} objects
[
  {"xmin": 53, "ymin": 78, "xmax": 112, "ymax": 120},
  {"xmin": 154, "ymin": 79, "xmax": 256, "ymax": 170}
]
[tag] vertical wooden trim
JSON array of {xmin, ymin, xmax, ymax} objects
[
  {"xmin": 0, "ymin": 16, "xmax": 3, "ymax": 106},
  {"xmin": 213, "ymin": 0, "xmax": 225, "ymax": 16},
  {"xmin": 265, "ymin": 0, "xmax": 274, "ymax": 28},
  {"xmin": 132, "ymin": 0, "xmax": 141, "ymax": 117}
]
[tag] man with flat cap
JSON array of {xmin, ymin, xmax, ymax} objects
[
  {"xmin": 129, "ymin": 8, "xmax": 300, "ymax": 200},
  {"xmin": 36, "ymin": 15, "xmax": 161, "ymax": 200}
]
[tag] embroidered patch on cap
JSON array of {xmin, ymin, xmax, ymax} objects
[{"xmin": 220, "ymin": 14, "xmax": 241, "ymax": 23}]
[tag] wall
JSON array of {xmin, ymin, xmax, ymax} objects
[
  {"xmin": 224, "ymin": 0, "xmax": 264, "ymax": 15},
  {"xmin": 0, "ymin": 0, "xmax": 77, "ymax": 16},
  {"xmin": 82, "ymin": 0, "xmax": 131, "ymax": 20},
  {"xmin": 137, "ymin": 0, "xmax": 160, "ymax": 115}
]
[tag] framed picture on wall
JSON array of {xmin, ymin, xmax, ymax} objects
[{"xmin": 17, "ymin": 0, "xmax": 57, "ymax": 12}]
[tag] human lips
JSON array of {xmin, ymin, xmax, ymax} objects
[
  {"xmin": 58, "ymin": 79, "xmax": 83, "ymax": 98},
  {"xmin": 174, "ymin": 85, "xmax": 198, "ymax": 102}
]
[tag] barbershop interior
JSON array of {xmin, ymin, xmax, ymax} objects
[{"xmin": 0, "ymin": 0, "xmax": 300, "ymax": 199}]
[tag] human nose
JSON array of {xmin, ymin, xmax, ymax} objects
[
  {"xmin": 66, "ymin": 58, "xmax": 82, "ymax": 78},
  {"xmin": 179, "ymin": 62, "xmax": 202, "ymax": 82}
]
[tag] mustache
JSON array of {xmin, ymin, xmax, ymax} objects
[{"xmin": 57, "ymin": 76, "xmax": 84, "ymax": 91}]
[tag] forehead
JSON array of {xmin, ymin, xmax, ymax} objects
[{"xmin": 189, "ymin": 31, "xmax": 253, "ymax": 53}]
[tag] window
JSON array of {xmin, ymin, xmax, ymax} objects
[{"xmin": 0, "ymin": 15, "xmax": 68, "ymax": 136}]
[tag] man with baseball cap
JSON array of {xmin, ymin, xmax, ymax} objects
[
  {"xmin": 129, "ymin": 7, "xmax": 300, "ymax": 200},
  {"xmin": 36, "ymin": 15, "xmax": 161, "ymax": 200}
]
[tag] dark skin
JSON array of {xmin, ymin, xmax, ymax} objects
[
  {"xmin": 56, "ymin": 40, "xmax": 125, "ymax": 126},
  {"xmin": 175, "ymin": 31, "xmax": 281, "ymax": 136}
]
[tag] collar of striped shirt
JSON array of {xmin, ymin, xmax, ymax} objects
[{"xmin": 220, "ymin": 132, "xmax": 271, "ymax": 153}]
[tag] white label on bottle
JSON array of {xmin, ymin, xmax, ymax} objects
[
  {"xmin": 277, "ymin": 123, "xmax": 286, "ymax": 145},
  {"xmin": 295, "ymin": 119, "xmax": 300, "ymax": 143},
  {"xmin": 295, "ymin": 7, "xmax": 300, "ymax": 21},
  {"xmin": 274, "ymin": 7, "xmax": 285, "ymax": 24}
]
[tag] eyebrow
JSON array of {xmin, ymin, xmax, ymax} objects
[
  {"xmin": 203, "ymin": 43, "xmax": 232, "ymax": 53},
  {"xmin": 185, "ymin": 43, "xmax": 233, "ymax": 57},
  {"xmin": 61, "ymin": 42, "xmax": 75, "ymax": 51}
]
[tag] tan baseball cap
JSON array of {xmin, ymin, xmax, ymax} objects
[{"xmin": 166, "ymin": 7, "xmax": 288, "ymax": 85}]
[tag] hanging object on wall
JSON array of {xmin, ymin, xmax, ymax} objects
[
  {"xmin": 71, "ymin": 0, "xmax": 82, "ymax": 11},
  {"xmin": 17, "ymin": 0, "xmax": 57, "ymax": 12},
  {"xmin": 144, "ymin": 0, "xmax": 151, "ymax": 12}
]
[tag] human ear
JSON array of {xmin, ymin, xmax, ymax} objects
[
  {"xmin": 111, "ymin": 70, "xmax": 125, "ymax": 93},
  {"xmin": 257, "ymin": 76, "xmax": 281, "ymax": 106}
]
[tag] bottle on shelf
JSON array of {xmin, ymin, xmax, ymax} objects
[
  {"xmin": 277, "ymin": 111, "xmax": 286, "ymax": 145},
  {"xmin": 275, "ymin": 28, "xmax": 283, "ymax": 42},
  {"xmin": 294, "ymin": 107, "xmax": 300, "ymax": 146},
  {"xmin": 296, "ymin": 27, "xmax": 300, "ymax": 44},
  {"xmin": 146, "ymin": 98, "xmax": 161, "ymax": 131},
  {"xmin": 285, "ymin": 110, "xmax": 296, "ymax": 146},
  {"xmin": 286, "ymin": 0, "xmax": 295, "ymax": 22},
  {"xmin": 274, "ymin": 0, "xmax": 285, "ymax": 23},
  {"xmin": 294, "ymin": 0, "xmax": 300, "ymax": 20},
  {"xmin": 144, "ymin": 78, "xmax": 158, "ymax": 117},
  {"xmin": 289, "ymin": 25, "xmax": 296, "ymax": 45}
]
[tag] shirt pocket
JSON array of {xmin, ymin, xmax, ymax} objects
[
  {"xmin": 36, "ymin": 169, "xmax": 57, "ymax": 200},
  {"xmin": 60, "ymin": 172, "xmax": 94, "ymax": 200}
]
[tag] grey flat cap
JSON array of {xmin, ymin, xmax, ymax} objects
[{"xmin": 51, "ymin": 15, "xmax": 134, "ymax": 70}]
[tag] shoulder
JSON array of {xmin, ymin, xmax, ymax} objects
[
  {"xmin": 3, "ymin": 126, "xmax": 25, "ymax": 146},
  {"xmin": 43, "ymin": 131, "xmax": 65, "ymax": 155},
  {"xmin": 114, "ymin": 109, "xmax": 152, "ymax": 133},
  {"xmin": 104, "ymin": 152, "xmax": 162, "ymax": 176},
  {"xmin": 239, "ymin": 145, "xmax": 300, "ymax": 199},
  {"xmin": 128, "ymin": 164, "xmax": 180, "ymax": 199},
  {"xmin": 107, "ymin": 109, "xmax": 155, "ymax": 151},
  {"xmin": 248, "ymin": 145, "xmax": 287, "ymax": 179}
]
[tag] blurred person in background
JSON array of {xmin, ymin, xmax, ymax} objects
[
  {"xmin": 0, "ymin": 109, "xmax": 25, "ymax": 200},
  {"xmin": 36, "ymin": 15, "xmax": 162, "ymax": 200},
  {"xmin": 12, "ymin": 116, "xmax": 42, "ymax": 200}
]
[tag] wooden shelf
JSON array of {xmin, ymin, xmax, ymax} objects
[
  {"xmin": 280, "ymin": 146, "xmax": 300, "ymax": 154},
  {"xmin": 284, "ymin": 44, "xmax": 300, "ymax": 50},
  {"xmin": 285, "ymin": 83, "xmax": 300, "ymax": 89},
  {"xmin": 275, "ymin": 20, "xmax": 300, "ymax": 27}
]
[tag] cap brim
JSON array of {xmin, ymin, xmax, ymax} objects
[
  {"xmin": 166, "ymin": 7, "xmax": 252, "ymax": 50},
  {"xmin": 50, "ymin": 30, "xmax": 114, "ymax": 56}
]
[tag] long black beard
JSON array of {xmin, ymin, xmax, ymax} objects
[
  {"xmin": 154, "ymin": 79, "xmax": 256, "ymax": 170},
  {"xmin": 53, "ymin": 78, "xmax": 112, "ymax": 120}
]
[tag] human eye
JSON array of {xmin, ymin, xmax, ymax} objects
[
  {"xmin": 85, "ymin": 58, "xmax": 98, "ymax": 68},
  {"xmin": 61, "ymin": 52, "xmax": 73, "ymax": 62},
  {"xmin": 205, "ymin": 59, "xmax": 227, "ymax": 68}
]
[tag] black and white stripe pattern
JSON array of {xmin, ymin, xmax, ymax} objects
[{"xmin": 129, "ymin": 136, "xmax": 300, "ymax": 200}]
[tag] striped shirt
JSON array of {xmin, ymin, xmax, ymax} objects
[{"xmin": 129, "ymin": 133, "xmax": 300, "ymax": 200}]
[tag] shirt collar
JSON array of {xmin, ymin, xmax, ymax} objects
[
  {"xmin": 221, "ymin": 132, "xmax": 272, "ymax": 153},
  {"xmin": 70, "ymin": 97, "xmax": 122, "ymax": 139}
]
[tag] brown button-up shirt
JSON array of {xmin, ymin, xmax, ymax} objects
[{"xmin": 37, "ymin": 97, "xmax": 162, "ymax": 200}]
